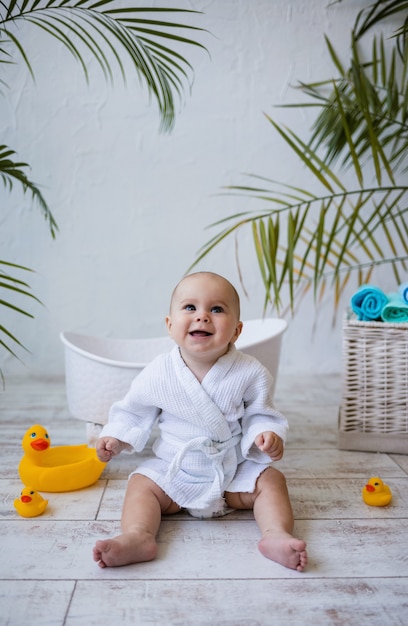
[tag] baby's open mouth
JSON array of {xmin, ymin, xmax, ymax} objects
[{"xmin": 190, "ymin": 330, "xmax": 212, "ymax": 337}]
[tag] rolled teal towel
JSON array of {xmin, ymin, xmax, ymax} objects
[
  {"xmin": 350, "ymin": 284, "xmax": 388, "ymax": 321},
  {"xmin": 398, "ymin": 281, "xmax": 408, "ymax": 304},
  {"xmin": 381, "ymin": 292, "xmax": 408, "ymax": 322}
]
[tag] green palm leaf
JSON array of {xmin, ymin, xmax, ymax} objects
[
  {"xmin": 0, "ymin": 145, "xmax": 58, "ymax": 237},
  {"xmin": 0, "ymin": 261, "xmax": 42, "ymax": 382},
  {"xmin": 192, "ymin": 162, "xmax": 408, "ymax": 313},
  {"xmin": 1, "ymin": 1, "xmax": 207, "ymax": 131},
  {"xmin": 353, "ymin": 0, "xmax": 408, "ymax": 44}
]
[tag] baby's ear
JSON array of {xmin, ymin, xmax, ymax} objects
[
  {"xmin": 231, "ymin": 321, "xmax": 243, "ymax": 343},
  {"xmin": 165, "ymin": 316, "xmax": 172, "ymax": 334}
]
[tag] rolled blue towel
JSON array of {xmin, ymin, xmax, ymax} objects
[
  {"xmin": 381, "ymin": 292, "xmax": 408, "ymax": 323},
  {"xmin": 350, "ymin": 284, "xmax": 388, "ymax": 321},
  {"xmin": 398, "ymin": 281, "xmax": 408, "ymax": 304}
]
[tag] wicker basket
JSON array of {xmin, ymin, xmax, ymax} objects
[{"xmin": 338, "ymin": 313, "xmax": 408, "ymax": 454}]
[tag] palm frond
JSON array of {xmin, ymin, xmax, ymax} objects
[
  {"xmin": 280, "ymin": 32, "xmax": 408, "ymax": 183},
  {"xmin": 0, "ymin": 145, "xmax": 58, "ymax": 237},
  {"xmin": 192, "ymin": 144, "xmax": 408, "ymax": 313},
  {"xmin": 353, "ymin": 0, "xmax": 408, "ymax": 47},
  {"xmin": 0, "ymin": 260, "xmax": 41, "ymax": 381},
  {"xmin": 1, "ymin": 1, "xmax": 208, "ymax": 131}
]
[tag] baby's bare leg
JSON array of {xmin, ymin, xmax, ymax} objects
[
  {"xmin": 93, "ymin": 474, "xmax": 179, "ymax": 568},
  {"xmin": 225, "ymin": 467, "xmax": 307, "ymax": 572}
]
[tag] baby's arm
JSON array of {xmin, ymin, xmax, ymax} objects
[
  {"xmin": 255, "ymin": 431, "xmax": 284, "ymax": 461},
  {"xmin": 95, "ymin": 436, "xmax": 131, "ymax": 462}
]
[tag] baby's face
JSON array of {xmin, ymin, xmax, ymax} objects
[{"xmin": 166, "ymin": 274, "xmax": 242, "ymax": 364}]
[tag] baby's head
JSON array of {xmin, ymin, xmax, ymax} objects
[{"xmin": 166, "ymin": 272, "xmax": 242, "ymax": 360}]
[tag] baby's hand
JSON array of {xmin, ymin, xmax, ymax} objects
[
  {"xmin": 255, "ymin": 431, "xmax": 284, "ymax": 461},
  {"xmin": 95, "ymin": 436, "xmax": 127, "ymax": 462}
]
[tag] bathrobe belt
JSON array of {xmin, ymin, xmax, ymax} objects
[{"xmin": 161, "ymin": 431, "xmax": 241, "ymax": 505}]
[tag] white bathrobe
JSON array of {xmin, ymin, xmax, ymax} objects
[{"xmin": 101, "ymin": 345, "xmax": 288, "ymax": 517}]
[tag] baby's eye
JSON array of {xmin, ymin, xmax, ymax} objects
[
  {"xmin": 184, "ymin": 304, "xmax": 196, "ymax": 311},
  {"xmin": 211, "ymin": 306, "xmax": 224, "ymax": 313}
]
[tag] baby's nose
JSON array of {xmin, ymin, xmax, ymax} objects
[{"xmin": 196, "ymin": 311, "xmax": 209, "ymax": 322}]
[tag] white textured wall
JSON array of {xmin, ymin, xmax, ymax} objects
[{"xmin": 1, "ymin": 0, "xmax": 391, "ymax": 378}]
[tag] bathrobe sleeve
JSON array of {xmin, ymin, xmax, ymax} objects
[
  {"xmin": 238, "ymin": 354, "xmax": 288, "ymax": 464},
  {"xmin": 100, "ymin": 353, "xmax": 170, "ymax": 451}
]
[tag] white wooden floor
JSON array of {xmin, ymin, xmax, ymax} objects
[{"xmin": 1, "ymin": 374, "xmax": 408, "ymax": 626}]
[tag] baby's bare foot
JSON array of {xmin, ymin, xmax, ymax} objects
[
  {"xmin": 258, "ymin": 532, "xmax": 307, "ymax": 572},
  {"xmin": 93, "ymin": 531, "xmax": 157, "ymax": 568}
]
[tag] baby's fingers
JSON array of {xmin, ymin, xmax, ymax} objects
[
  {"xmin": 96, "ymin": 449, "xmax": 111, "ymax": 462},
  {"xmin": 258, "ymin": 432, "xmax": 276, "ymax": 451}
]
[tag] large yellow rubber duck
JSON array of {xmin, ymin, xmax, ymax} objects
[
  {"xmin": 14, "ymin": 486, "xmax": 48, "ymax": 517},
  {"xmin": 362, "ymin": 477, "xmax": 392, "ymax": 507},
  {"xmin": 19, "ymin": 424, "xmax": 106, "ymax": 492}
]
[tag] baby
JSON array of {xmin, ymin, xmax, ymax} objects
[{"xmin": 93, "ymin": 271, "xmax": 307, "ymax": 571}]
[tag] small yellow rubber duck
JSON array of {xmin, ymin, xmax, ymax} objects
[
  {"xmin": 14, "ymin": 487, "xmax": 48, "ymax": 518},
  {"xmin": 362, "ymin": 477, "xmax": 392, "ymax": 507}
]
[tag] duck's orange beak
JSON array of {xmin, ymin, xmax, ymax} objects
[
  {"xmin": 21, "ymin": 495, "xmax": 32, "ymax": 503},
  {"xmin": 365, "ymin": 484, "xmax": 375, "ymax": 492},
  {"xmin": 30, "ymin": 438, "xmax": 49, "ymax": 451}
]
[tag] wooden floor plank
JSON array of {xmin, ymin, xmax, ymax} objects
[
  {"xmin": 66, "ymin": 579, "xmax": 408, "ymax": 626},
  {"xmin": 277, "ymin": 448, "xmax": 406, "ymax": 478},
  {"xmin": 0, "ymin": 580, "xmax": 75, "ymax": 626},
  {"xmin": 2, "ymin": 518, "xmax": 408, "ymax": 581}
]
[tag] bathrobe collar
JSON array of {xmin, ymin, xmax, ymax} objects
[{"xmin": 171, "ymin": 345, "xmax": 237, "ymax": 442}]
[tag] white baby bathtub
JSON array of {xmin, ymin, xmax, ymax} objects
[{"xmin": 60, "ymin": 318, "xmax": 287, "ymax": 426}]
